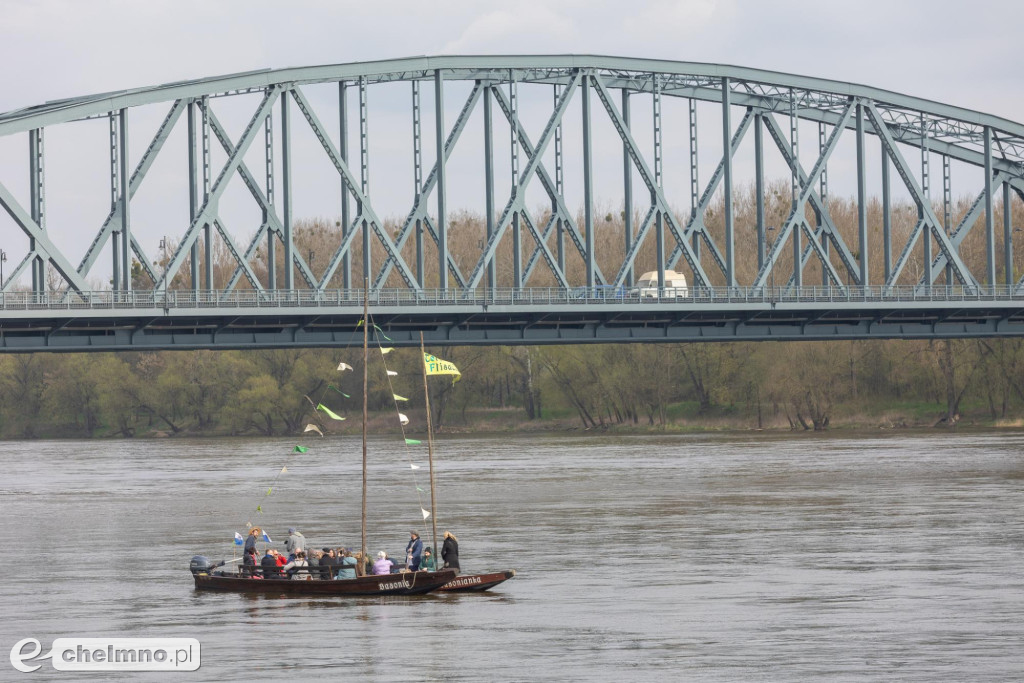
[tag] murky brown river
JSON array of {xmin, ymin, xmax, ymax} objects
[{"xmin": 3, "ymin": 431, "xmax": 1023, "ymax": 681}]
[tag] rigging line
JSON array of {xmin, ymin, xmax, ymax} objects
[{"xmin": 366, "ymin": 313, "xmax": 431, "ymax": 535}]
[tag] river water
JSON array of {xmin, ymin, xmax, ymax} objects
[{"xmin": 2, "ymin": 431, "xmax": 1023, "ymax": 681}]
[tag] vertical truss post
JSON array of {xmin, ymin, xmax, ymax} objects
[
  {"xmin": 789, "ymin": 90, "xmax": 801, "ymax": 288},
  {"xmin": 582, "ymin": 73, "xmax": 595, "ymax": 288},
  {"xmin": 510, "ymin": 71, "xmax": 521, "ymax": 289},
  {"xmin": 689, "ymin": 98, "xmax": 700, "ymax": 259},
  {"xmin": 412, "ymin": 80, "xmax": 424, "ymax": 287},
  {"xmin": 434, "ymin": 69, "xmax": 448, "ymax": 292},
  {"xmin": 339, "ymin": 82, "xmax": 351, "ymax": 289},
  {"xmin": 856, "ymin": 103, "xmax": 867, "ymax": 287},
  {"xmin": 118, "ymin": 109, "xmax": 131, "ymax": 292},
  {"xmin": 621, "ymin": 87, "xmax": 632, "ymax": 285},
  {"xmin": 1005, "ymin": 181, "xmax": 1013, "ymax": 285},
  {"xmin": 882, "ymin": 142, "xmax": 892, "ymax": 282},
  {"xmin": 187, "ymin": 101, "xmax": 200, "ymax": 291},
  {"xmin": 108, "ymin": 113, "xmax": 120, "ymax": 291},
  {"xmin": 484, "ymin": 84, "xmax": 496, "ymax": 292},
  {"xmin": 755, "ymin": 113, "xmax": 765, "ymax": 272},
  {"xmin": 29, "ymin": 128, "xmax": 45, "ymax": 292},
  {"xmin": 819, "ymin": 121, "xmax": 830, "ymax": 286},
  {"xmin": 653, "ymin": 75, "xmax": 664, "ymax": 288},
  {"xmin": 943, "ymin": 154, "xmax": 952, "ymax": 284},
  {"xmin": 359, "ymin": 76, "xmax": 370, "ymax": 285},
  {"xmin": 555, "ymin": 84, "xmax": 566, "ymax": 276},
  {"xmin": 281, "ymin": 90, "xmax": 294, "ymax": 291},
  {"xmin": 722, "ymin": 77, "xmax": 735, "ymax": 287},
  {"xmin": 984, "ymin": 126, "xmax": 996, "ymax": 287},
  {"xmin": 201, "ymin": 97, "xmax": 212, "ymax": 291},
  {"xmin": 264, "ymin": 104, "xmax": 276, "ymax": 290},
  {"xmin": 921, "ymin": 114, "xmax": 932, "ymax": 286}
]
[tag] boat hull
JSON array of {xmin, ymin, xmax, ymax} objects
[
  {"xmin": 437, "ymin": 570, "xmax": 516, "ymax": 592},
  {"xmin": 193, "ymin": 569, "xmax": 457, "ymax": 596}
]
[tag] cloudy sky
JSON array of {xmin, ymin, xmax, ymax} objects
[{"xmin": 0, "ymin": 0, "xmax": 1020, "ymax": 287}]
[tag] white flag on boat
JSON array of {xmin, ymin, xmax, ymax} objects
[
  {"xmin": 398, "ymin": 413, "xmax": 409, "ymax": 425},
  {"xmin": 410, "ymin": 463, "xmax": 420, "ymax": 470},
  {"xmin": 337, "ymin": 362, "xmax": 354, "ymax": 371},
  {"xmin": 262, "ymin": 531, "xmax": 272, "ymax": 543},
  {"xmin": 387, "ymin": 370, "xmax": 398, "ymax": 377},
  {"xmin": 421, "ymin": 508, "xmax": 430, "ymax": 520},
  {"xmin": 304, "ymin": 424, "xmax": 323, "ymax": 436},
  {"xmin": 234, "ymin": 532, "xmax": 244, "ymax": 545}
]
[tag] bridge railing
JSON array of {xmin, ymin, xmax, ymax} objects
[{"xmin": 1, "ymin": 284, "xmax": 1023, "ymax": 311}]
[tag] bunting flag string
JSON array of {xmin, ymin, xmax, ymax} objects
[{"xmin": 317, "ymin": 404, "xmax": 346, "ymax": 421}]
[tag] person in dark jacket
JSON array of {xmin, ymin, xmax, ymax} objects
[
  {"xmin": 318, "ymin": 548, "xmax": 335, "ymax": 580},
  {"xmin": 261, "ymin": 549, "xmax": 283, "ymax": 579},
  {"xmin": 406, "ymin": 531, "xmax": 423, "ymax": 571},
  {"xmin": 243, "ymin": 527, "xmax": 261, "ymax": 555},
  {"xmin": 441, "ymin": 531, "xmax": 460, "ymax": 574}
]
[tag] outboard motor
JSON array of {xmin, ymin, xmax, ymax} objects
[{"xmin": 190, "ymin": 555, "xmax": 213, "ymax": 576}]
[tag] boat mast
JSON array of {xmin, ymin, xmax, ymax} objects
[
  {"xmin": 361, "ymin": 280, "xmax": 369, "ymax": 563},
  {"xmin": 419, "ymin": 332, "xmax": 439, "ymax": 563}
]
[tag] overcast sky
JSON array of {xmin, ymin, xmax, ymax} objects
[{"xmin": 0, "ymin": 0, "xmax": 1021, "ymax": 287}]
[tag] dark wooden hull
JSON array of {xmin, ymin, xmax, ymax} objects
[
  {"xmin": 436, "ymin": 570, "xmax": 516, "ymax": 592},
  {"xmin": 193, "ymin": 569, "xmax": 457, "ymax": 596}
]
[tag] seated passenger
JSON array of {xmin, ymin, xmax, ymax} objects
[
  {"xmin": 335, "ymin": 548, "xmax": 358, "ymax": 579},
  {"xmin": 317, "ymin": 548, "xmax": 335, "ymax": 580},
  {"xmin": 282, "ymin": 550, "xmax": 309, "ymax": 580},
  {"xmin": 419, "ymin": 546, "xmax": 436, "ymax": 571},
  {"xmin": 372, "ymin": 551, "xmax": 394, "ymax": 575},
  {"xmin": 261, "ymin": 549, "xmax": 283, "ymax": 579}
]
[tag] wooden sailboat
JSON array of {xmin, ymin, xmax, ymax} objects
[{"xmin": 190, "ymin": 291, "xmax": 456, "ymax": 596}]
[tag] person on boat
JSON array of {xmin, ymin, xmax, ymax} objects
[
  {"xmin": 372, "ymin": 551, "xmax": 394, "ymax": 575},
  {"xmin": 261, "ymin": 549, "xmax": 283, "ymax": 579},
  {"xmin": 353, "ymin": 551, "xmax": 369, "ymax": 577},
  {"xmin": 442, "ymin": 531, "xmax": 460, "ymax": 574},
  {"xmin": 244, "ymin": 527, "xmax": 261, "ymax": 555},
  {"xmin": 420, "ymin": 546, "xmax": 436, "ymax": 571},
  {"xmin": 317, "ymin": 548, "xmax": 335, "ymax": 580},
  {"xmin": 284, "ymin": 527, "xmax": 305, "ymax": 559},
  {"xmin": 336, "ymin": 548, "xmax": 358, "ymax": 580},
  {"xmin": 406, "ymin": 531, "xmax": 423, "ymax": 571},
  {"xmin": 282, "ymin": 550, "xmax": 310, "ymax": 580},
  {"xmin": 242, "ymin": 546, "xmax": 260, "ymax": 577}
]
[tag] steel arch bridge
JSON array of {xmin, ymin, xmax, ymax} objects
[{"xmin": 0, "ymin": 55, "xmax": 1023, "ymax": 351}]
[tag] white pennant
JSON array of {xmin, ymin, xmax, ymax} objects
[
  {"xmin": 421, "ymin": 508, "xmax": 431, "ymax": 520},
  {"xmin": 337, "ymin": 362, "xmax": 354, "ymax": 372},
  {"xmin": 387, "ymin": 370, "xmax": 398, "ymax": 377},
  {"xmin": 304, "ymin": 424, "xmax": 323, "ymax": 436},
  {"xmin": 410, "ymin": 463, "xmax": 420, "ymax": 470},
  {"xmin": 398, "ymin": 413, "xmax": 409, "ymax": 426}
]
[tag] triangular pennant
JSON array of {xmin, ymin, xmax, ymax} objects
[
  {"xmin": 328, "ymin": 384, "xmax": 350, "ymax": 398},
  {"xmin": 421, "ymin": 508, "xmax": 431, "ymax": 520},
  {"xmin": 410, "ymin": 463, "xmax": 420, "ymax": 470},
  {"xmin": 304, "ymin": 424, "xmax": 323, "ymax": 436},
  {"xmin": 387, "ymin": 370, "xmax": 398, "ymax": 377},
  {"xmin": 317, "ymin": 404, "xmax": 346, "ymax": 421},
  {"xmin": 267, "ymin": 487, "xmax": 272, "ymax": 495},
  {"xmin": 256, "ymin": 505, "xmax": 262, "ymax": 513},
  {"xmin": 404, "ymin": 438, "xmax": 422, "ymax": 445},
  {"xmin": 380, "ymin": 347, "xmax": 394, "ymax": 355},
  {"xmin": 393, "ymin": 394, "xmax": 409, "ymax": 402},
  {"xmin": 293, "ymin": 445, "xmax": 308, "ymax": 453},
  {"xmin": 281, "ymin": 466, "xmax": 288, "ymax": 473},
  {"xmin": 416, "ymin": 486, "xmax": 424, "ymax": 492},
  {"xmin": 337, "ymin": 362, "xmax": 354, "ymax": 371},
  {"xmin": 398, "ymin": 413, "xmax": 410, "ymax": 425}
]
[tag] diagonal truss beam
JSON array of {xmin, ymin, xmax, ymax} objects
[
  {"xmin": 592, "ymin": 73, "xmax": 713, "ymax": 287},
  {"xmin": 923, "ymin": 170, "xmax": 1002, "ymax": 282},
  {"xmin": 465, "ymin": 73, "xmax": 582, "ymax": 289},
  {"xmin": 865, "ymin": 102, "xmax": 976, "ymax": 287},
  {"xmin": 289, "ymin": 86, "xmax": 420, "ymax": 291},
  {"xmin": 374, "ymin": 83, "xmax": 483, "ymax": 289},
  {"xmin": 0, "ymin": 181, "xmax": 92, "ymax": 292},
  {"xmin": 760, "ymin": 112, "xmax": 862, "ymax": 285},
  {"xmin": 77, "ymin": 99, "xmax": 187, "ymax": 283},
  {"xmin": 753, "ymin": 99, "xmax": 856, "ymax": 288},
  {"xmin": 157, "ymin": 87, "xmax": 280, "ymax": 289},
  {"xmin": 490, "ymin": 80, "xmax": 605, "ymax": 286},
  {"xmin": 665, "ymin": 108, "xmax": 755, "ymax": 277}
]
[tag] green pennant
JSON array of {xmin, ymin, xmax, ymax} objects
[
  {"xmin": 293, "ymin": 445, "xmax": 308, "ymax": 453},
  {"xmin": 404, "ymin": 438, "xmax": 422, "ymax": 445},
  {"xmin": 317, "ymin": 403, "xmax": 346, "ymax": 421},
  {"xmin": 256, "ymin": 505, "xmax": 262, "ymax": 513},
  {"xmin": 328, "ymin": 384, "xmax": 350, "ymax": 398},
  {"xmin": 266, "ymin": 487, "xmax": 272, "ymax": 495}
]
